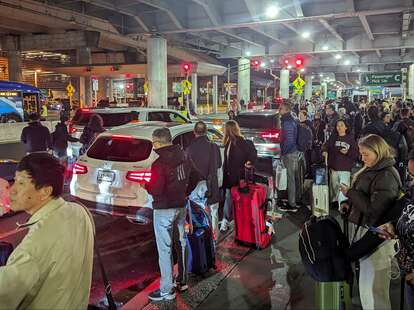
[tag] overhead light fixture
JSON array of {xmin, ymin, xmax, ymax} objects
[
  {"xmin": 311, "ymin": 75, "xmax": 314, "ymax": 79},
  {"xmin": 344, "ymin": 60, "xmax": 350, "ymax": 65},
  {"xmin": 319, "ymin": 73, "xmax": 324, "ymax": 77},
  {"xmin": 335, "ymin": 54, "xmax": 342, "ymax": 59},
  {"xmin": 265, "ymin": 5, "xmax": 279, "ymax": 18},
  {"xmin": 270, "ymin": 59, "xmax": 275, "ymax": 63},
  {"xmin": 301, "ymin": 31, "xmax": 311, "ymax": 39},
  {"xmin": 300, "ymin": 68, "xmax": 305, "ymax": 72},
  {"xmin": 35, "ymin": 69, "xmax": 41, "ymax": 73},
  {"xmin": 245, "ymin": 51, "xmax": 251, "ymax": 57},
  {"xmin": 322, "ymin": 45, "xmax": 329, "ymax": 51},
  {"xmin": 260, "ymin": 62, "xmax": 266, "ymax": 68},
  {"xmin": 357, "ymin": 68, "xmax": 361, "ymax": 72},
  {"xmin": 287, "ymin": 65, "xmax": 293, "ymax": 69}
]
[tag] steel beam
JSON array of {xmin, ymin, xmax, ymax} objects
[
  {"xmin": 217, "ymin": 29, "xmax": 265, "ymax": 48},
  {"xmin": 319, "ymin": 19, "xmax": 344, "ymax": 41},
  {"xmin": 359, "ymin": 15, "xmax": 374, "ymax": 40},
  {"xmin": 376, "ymin": 49, "xmax": 382, "ymax": 57},
  {"xmin": 293, "ymin": 0, "xmax": 304, "ymax": 17},
  {"xmin": 135, "ymin": 0, "xmax": 185, "ymax": 29}
]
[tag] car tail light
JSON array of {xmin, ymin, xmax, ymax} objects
[
  {"xmin": 112, "ymin": 134, "xmax": 134, "ymax": 140},
  {"xmin": 126, "ymin": 171, "xmax": 152, "ymax": 183},
  {"xmin": 261, "ymin": 130, "xmax": 281, "ymax": 142},
  {"xmin": 81, "ymin": 108, "xmax": 91, "ymax": 112},
  {"xmin": 73, "ymin": 163, "xmax": 88, "ymax": 174}
]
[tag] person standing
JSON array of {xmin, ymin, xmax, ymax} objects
[
  {"xmin": 79, "ymin": 114, "xmax": 105, "ymax": 155},
  {"xmin": 0, "ymin": 153, "xmax": 94, "ymax": 309},
  {"xmin": 325, "ymin": 104, "xmax": 340, "ymax": 136},
  {"xmin": 144, "ymin": 128, "xmax": 190, "ymax": 301},
  {"xmin": 340, "ymin": 134, "xmax": 401, "ymax": 310},
  {"xmin": 393, "ymin": 108, "xmax": 414, "ymax": 151},
  {"xmin": 279, "ymin": 103, "xmax": 301, "ymax": 212},
  {"xmin": 51, "ymin": 116, "xmax": 79, "ymax": 161},
  {"xmin": 221, "ymin": 120, "xmax": 257, "ymax": 231},
  {"xmin": 322, "ymin": 119, "xmax": 359, "ymax": 209},
  {"xmin": 20, "ymin": 113, "xmax": 52, "ymax": 154},
  {"xmin": 186, "ymin": 121, "xmax": 222, "ymax": 238}
]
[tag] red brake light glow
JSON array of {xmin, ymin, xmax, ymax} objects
[
  {"xmin": 111, "ymin": 134, "xmax": 134, "ymax": 140},
  {"xmin": 69, "ymin": 126, "xmax": 77, "ymax": 134},
  {"xmin": 126, "ymin": 171, "xmax": 152, "ymax": 183},
  {"xmin": 73, "ymin": 163, "xmax": 88, "ymax": 174},
  {"xmin": 81, "ymin": 108, "xmax": 91, "ymax": 112},
  {"xmin": 261, "ymin": 130, "xmax": 281, "ymax": 141}
]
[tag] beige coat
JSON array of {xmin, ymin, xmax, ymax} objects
[{"xmin": 0, "ymin": 198, "xmax": 94, "ymax": 309}]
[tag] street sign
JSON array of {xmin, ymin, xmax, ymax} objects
[
  {"xmin": 181, "ymin": 79, "xmax": 192, "ymax": 95},
  {"xmin": 92, "ymin": 79, "xmax": 99, "ymax": 91},
  {"xmin": 66, "ymin": 82, "xmax": 75, "ymax": 97},
  {"xmin": 361, "ymin": 72, "xmax": 402, "ymax": 86},
  {"xmin": 293, "ymin": 75, "xmax": 305, "ymax": 95}
]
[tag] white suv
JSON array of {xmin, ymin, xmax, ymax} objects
[
  {"xmin": 70, "ymin": 122, "xmax": 223, "ymax": 215},
  {"xmin": 68, "ymin": 107, "xmax": 191, "ymax": 156}
]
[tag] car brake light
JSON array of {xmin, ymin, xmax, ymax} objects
[
  {"xmin": 73, "ymin": 163, "xmax": 88, "ymax": 174},
  {"xmin": 81, "ymin": 108, "xmax": 91, "ymax": 112},
  {"xmin": 112, "ymin": 134, "xmax": 134, "ymax": 140},
  {"xmin": 261, "ymin": 130, "xmax": 281, "ymax": 141},
  {"xmin": 126, "ymin": 171, "xmax": 152, "ymax": 183},
  {"xmin": 69, "ymin": 126, "xmax": 77, "ymax": 134}
]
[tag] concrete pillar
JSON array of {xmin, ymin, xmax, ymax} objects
[
  {"xmin": 321, "ymin": 82, "xmax": 328, "ymax": 100},
  {"xmin": 77, "ymin": 48, "xmax": 92, "ymax": 107},
  {"xmin": 408, "ymin": 64, "xmax": 414, "ymax": 100},
  {"xmin": 280, "ymin": 69, "xmax": 290, "ymax": 99},
  {"xmin": 238, "ymin": 58, "xmax": 250, "ymax": 104},
  {"xmin": 212, "ymin": 75, "xmax": 218, "ymax": 114},
  {"xmin": 304, "ymin": 75, "xmax": 313, "ymax": 100},
  {"xmin": 147, "ymin": 36, "xmax": 167, "ymax": 108},
  {"xmin": 8, "ymin": 50, "xmax": 23, "ymax": 82},
  {"xmin": 191, "ymin": 73, "xmax": 198, "ymax": 114},
  {"xmin": 106, "ymin": 79, "xmax": 113, "ymax": 101}
]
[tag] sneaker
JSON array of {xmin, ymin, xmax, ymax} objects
[
  {"xmin": 176, "ymin": 283, "xmax": 189, "ymax": 292},
  {"xmin": 278, "ymin": 204, "xmax": 298, "ymax": 213},
  {"xmin": 220, "ymin": 219, "xmax": 229, "ymax": 232},
  {"xmin": 148, "ymin": 289, "xmax": 176, "ymax": 302}
]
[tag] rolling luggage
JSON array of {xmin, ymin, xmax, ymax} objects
[
  {"xmin": 312, "ymin": 158, "xmax": 330, "ymax": 217},
  {"xmin": 315, "ymin": 281, "xmax": 351, "ymax": 310},
  {"xmin": 231, "ymin": 168, "xmax": 271, "ymax": 249},
  {"xmin": 187, "ymin": 200, "xmax": 216, "ymax": 275}
]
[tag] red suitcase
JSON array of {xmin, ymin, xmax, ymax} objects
[{"xmin": 231, "ymin": 180, "xmax": 271, "ymax": 249}]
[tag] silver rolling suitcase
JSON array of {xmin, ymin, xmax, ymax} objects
[{"xmin": 312, "ymin": 157, "xmax": 329, "ymax": 217}]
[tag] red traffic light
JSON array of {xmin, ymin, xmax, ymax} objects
[
  {"xmin": 251, "ymin": 59, "xmax": 261, "ymax": 68},
  {"xmin": 182, "ymin": 63, "xmax": 192, "ymax": 73},
  {"xmin": 295, "ymin": 56, "xmax": 304, "ymax": 68},
  {"xmin": 284, "ymin": 59, "xmax": 289, "ymax": 65}
]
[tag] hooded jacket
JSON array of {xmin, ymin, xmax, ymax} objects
[
  {"xmin": 347, "ymin": 157, "xmax": 401, "ymax": 226},
  {"xmin": 20, "ymin": 121, "xmax": 52, "ymax": 153},
  {"xmin": 146, "ymin": 144, "xmax": 189, "ymax": 209}
]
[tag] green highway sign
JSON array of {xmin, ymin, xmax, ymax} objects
[{"xmin": 361, "ymin": 72, "xmax": 402, "ymax": 86}]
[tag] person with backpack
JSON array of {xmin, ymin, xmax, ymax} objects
[
  {"xmin": 142, "ymin": 127, "xmax": 191, "ymax": 301},
  {"xmin": 79, "ymin": 114, "xmax": 105, "ymax": 155},
  {"xmin": 322, "ymin": 119, "xmax": 359, "ymax": 210},
  {"xmin": 340, "ymin": 134, "xmax": 402, "ymax": 310},
  {"xmin": 393, "ymin": 108, "xmax": 414, "ymax": 151},
  {"xmin": 221, "ymin": 120, "xmax": 257, "ymax": 231},
  {"xmin": 279, "ymin": 103, "xmax": 301, "ymax": 212},
  {"xmin": 186, "ymin": 121, "xmax": 222, "ymax": 238}
]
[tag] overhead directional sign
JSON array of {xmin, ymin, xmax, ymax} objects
[{"xmin": 361, "ymin": 72, "xmax": 402, "ymax": 86}]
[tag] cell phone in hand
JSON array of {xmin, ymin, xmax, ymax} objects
[{"xmin": 367, "ymin": 226, "xmax": 394, "ymax": 238}]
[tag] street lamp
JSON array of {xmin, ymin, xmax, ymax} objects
[{"xmin": 34, "ymin": 69, "xmax": 41, "ymax": 87}]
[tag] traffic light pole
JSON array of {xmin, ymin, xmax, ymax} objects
[{"xmin": 186, "ymin": 73, "xmax": 190, "ymax": 113}]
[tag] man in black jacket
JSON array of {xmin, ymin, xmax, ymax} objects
[
  {"xmin": 186, "ymin": 121, "xmax": 222, "ymax": 237},
  {"xmin": 20, "ymin": 113, "xmax": 52, "ymax": 154},
  {"xmin": 144, "ymin": 127, "xmax": 190, "ymax": 302}
]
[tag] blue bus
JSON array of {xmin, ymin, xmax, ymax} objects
[{"xmin": 0, "ymin": 81, "xmax": 42, "ymax": 122}]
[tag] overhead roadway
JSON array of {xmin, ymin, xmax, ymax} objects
[{"xmin": 0, "ymin": 0, "xmax": 412, "ymax": 83}]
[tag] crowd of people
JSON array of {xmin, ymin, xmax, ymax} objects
[{"xmin": 7, "ymin": 94, "xmax": 414, "ymax": 309}]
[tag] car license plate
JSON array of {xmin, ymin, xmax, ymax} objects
[{"xmin": 97, "ymin": 170, "xmax": 115, "ymax": 183}]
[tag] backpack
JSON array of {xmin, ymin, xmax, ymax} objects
[
  {"xmin": 400, "ymin": 119, "xmax": 414, "ymax": 150},
  {"xmin": 296, "ymin": 121, "xmax": 313, "ymax": 152},
  {"xmin": 299, "ymin": 216, "xmax": 353, "ymax": 282}
]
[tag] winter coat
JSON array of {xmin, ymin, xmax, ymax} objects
[
  {"xmin": 322, "ymin": 133, "xmax": 359, "ymax": 172},
  {"xmin": 51, "ymin": 122, "xmax": 79, "ymax": 157},
  {"xmin": 223, "ymin": 136, "xmax": 257, "ymax": 189},
  {"xmin": 79, "ymin": 126, "xmax": 104, "ymax": 155},
  {"xmin": 186, "ymin": 135, "xmax": 222, "ymax": 204},
  {"xmin": 312, "ymin": 119, "xmax": 326, "ymax": 145},
  {"xmin": 326, "ymin": 112, "xmax": 340, "ymax": 134},
  {"xmin": 21, "ymin": 121, "xmax": 52, "ymax": 153},
  {"xmin": 280, "ymin": 112, "xmax": 298, "ymax": 156},
  {"xmin": 347, "ymin": 157, "xmax": 401, "ymax": 226},
  {"xmin": 146, "ymin": 144, "xmax": 190, "ymax": 210}
]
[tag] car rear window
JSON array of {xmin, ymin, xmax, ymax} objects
[
  {"xmin": 72, "ymin": 110, "xmax": 136, "ymax": 127},
  {"xmin": 87, "ymin": 136, "xmax": 152, "ymax": 162},
  {"xmin": 236, "ymin": 114, "xmax": 280, "ymax": 129}
]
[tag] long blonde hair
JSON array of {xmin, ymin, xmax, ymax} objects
[
  {"xmin": 352, "ymin": 134, "xmax": 393, "ymax": 185},
  {"xmin": 223, "ymin": 120, "xmax": 243, "ymax": 145}
]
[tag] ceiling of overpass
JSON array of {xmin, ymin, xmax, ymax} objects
[{"xmin": 0, "ymin": 0, "xmax": 412, "ymax": 78}]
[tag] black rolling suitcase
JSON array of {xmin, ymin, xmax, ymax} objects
[{"xmin": 188, "ymin": 228, "xmax": 215, "ymax": 275}]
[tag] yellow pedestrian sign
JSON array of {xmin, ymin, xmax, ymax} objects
[
  {"xmin": 292, "ymin": 76, "xmax": 305, "ymax": 89},
  {"xmin": 66, "ymin": 82, "xmax": 75, "ymax": 97},
  {"xmin": 181, "ymin": 80, "xmax": 192, "ymax": 95}
]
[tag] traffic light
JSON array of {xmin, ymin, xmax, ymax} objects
[
  {"xmin": 251, "ymin": 59, "xmax": 261, "ymax": 70},
  {"xmin": 284, "ymin": 59, "xmax": 289, "ymax": 65},
  {"xmin": 295, "ymin": 56, "xmax": 304, "ymax": 68},
  {"xmin": 182, "ymin": 62, "xmax": 192, "ymax": 74}
]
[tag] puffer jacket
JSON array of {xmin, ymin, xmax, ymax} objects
[{"xmin": 347, "ymin": 157, "xmax": 401, "ymax": 226}]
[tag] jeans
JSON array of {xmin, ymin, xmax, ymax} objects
[
  {"xmin": 153, "ymin": 207, "xmax": 188, "ymax": 293},
  {"xmin": 223, "ymin": 188, "xmax": 233, "ymax": 222},
  {"xmin": 282, "ymin": 151, "xmax": 300, "ymax": 207},
  {"xmin": 406, "ymin": 282, "xmax": 414, "ymax": 310}
]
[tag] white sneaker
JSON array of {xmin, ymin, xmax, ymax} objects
[{"xmin": 220, "ymin": 219, "xmax": 228, "ymax": 232}]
